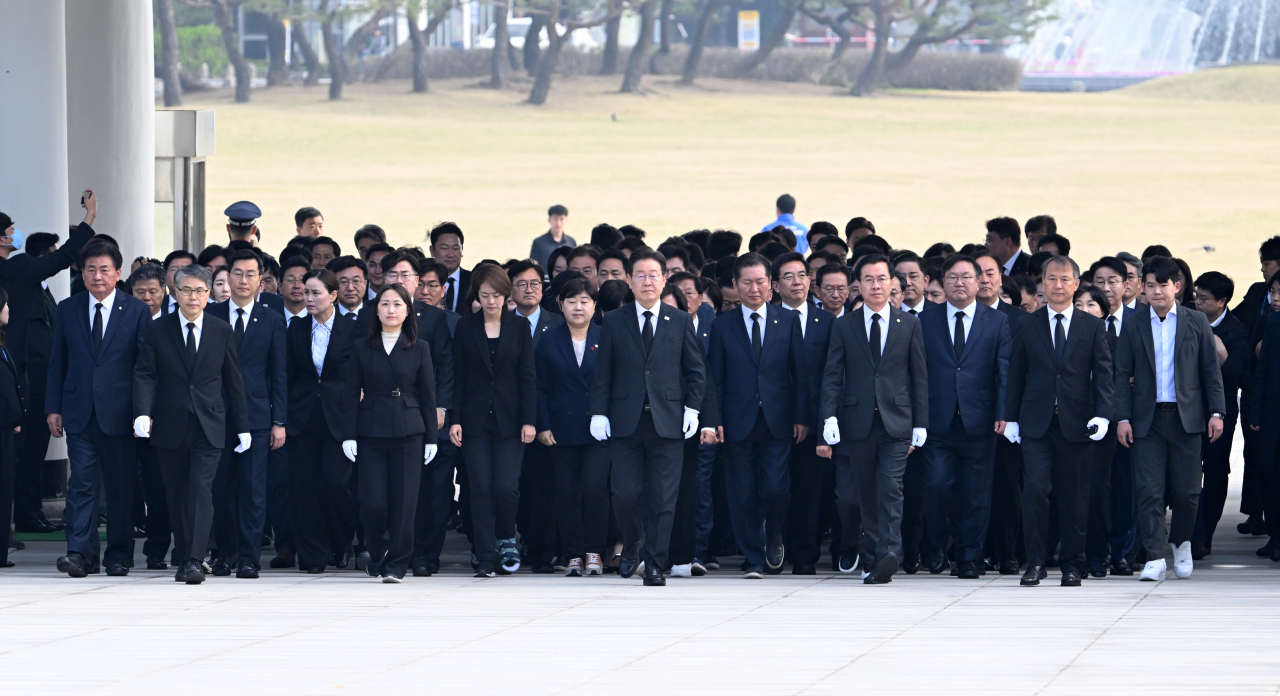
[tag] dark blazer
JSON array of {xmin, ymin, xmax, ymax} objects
[
  {"xmin": 133, "ymin": 311, "xmax": 251, "ymax": 449},
  {"xmin": 444, "ymin": 268, "xmax": 472, "ymax": 314},
  {"xmin": 1006, "ymin": 307, "xmax": 1114, "ymax": 441},
  {"xmin": 996, "ymin": 299, "xmax": 1029, "ymax": 322},
  {"xmin": 795, "ymin": 300, "xmax": 834, "ymax": 428},
  {"xmin": 208, "ymin": 299, "xmax": 288, "ymax": 431},
  {"xmin": 1006, "ymin": 251, "xmax": 1029, "ymax": 278},
  {"xmin": 46, "ymin": 291, "xmax": 151, "ymax": 436},
  {"xmin": 706, "ymin": 304, "xmax": 809, "ymax": 441},
  {"xmin": 1115, "ymin": 304, "xmax": 1226, "ymax": 438},
  {"xmin": 0, "ymin": 221, "xmax": 95, "ymax": 371},
  {"xmin": 1233, "ymin": 280, "xmax": 1269, "ymax": 338},
  {"xmin": 359, "ymin": 299, "xmax": 455, "ymax": 411},
  {"xmin": 256, "ymin": 292, "xmax": 285, "ymax": 316},
  {"xmin": 694, "ymin": 303, "xmax": 715, "ymax": 353},
  {"xmin": 536, "ymin": 322, "xmax": 601, "ymax": 447},
  {"xmin": 452, "ymin": 309, "xmax": 536, "ymax": 437},
  {"xmin": 820, "ymin": 305, "xmax": 927, "ymax": 441},
  {"xmin": 1249, "ymin": 313, "xmax": 1280, "ymax": 454},
  {"xmin": 1212, "ymin": 311, "xmax": 1248, "ymax": 424},
  {"xmin": 285, "ymin": 312, "xmax": 359, "ymax": 437},
  {"xmin": 590, "ymin": 301, "xmax": 706, "ymax": 440},
  {"xmin": 0, "ymin": 344, "xmax": 26, "ymax": 429},
  {"xmin": 920, "ymin": 302, "xmax": 1011, "ymax": 436},
  {"xmin": 343, "ymin": 337, "xmax": 437, "ymax": 442},
  {"xmin": 528, "ymin": 307, "xmax": 565, "ymax": 348}
]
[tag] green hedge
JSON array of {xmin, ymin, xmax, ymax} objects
[{"xmin": 154, "ymin": 24, "xmax": 227, "ymax": 78}]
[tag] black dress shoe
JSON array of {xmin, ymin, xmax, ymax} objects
[
  {"xmin": 1191, "ymin": 540, "xmax": 1210, "ymax": 560},
  {"xmin": 269, "ymin": 546, "xmax": 296, "ymax": 569},
  {"xmin": 902, "ymin": 556, "xmax": 921, "ymax": 574},
  {"xmin": 211, "ymin": 559, "xmax": 232, "ymax": 576},
  {"xmin": 956, "ymin": 561, "xmax": 979, "ymax": 579},
  {"xmin": 1061, "ymin": 570, "xmax": 1082, "ymax": 586},
  {"xmin": 618, "ymin": 553, "xmax": 640, "ymax": 579},
  {"xmin": 1020, "ymin": 565, "xmax": 1046, "ymax": 586},
  {"xmin": 306, "ymin": 566, "xmax": 324, "ymax": 574},
  {"xmin": 332, "ymin": 550, "xmax": 352, "ymax": 570},
  {"xmin": 57, "ymin": 552, "xmax": 89, "ymax": 578},
  {"xmin": 105, "ymin": 561, "xmax": 129, "ymax": 577},
  {"xmin": 1, "ymin": 560, "xmax": 14, "ymax": 568},
  {"xmin": 765, "ymin": 535, "xmax": 785, "ymax": 571},
  {"xmin": 412, "ymin": 558, "xmax": 432, "ymax": 577},
  {"xmin": 38, "ymin": 513, "xmax": 66, "ymax": 532},
  {"xmin": 928, "ymin": 556, "xmax": 949, "ymax": 575},
  {"xmin": 183, "ymin": 560, "xmax": 205, "ymax": 584},
  {"xmin": 872, "ymin": 552, "xmax": 898, "ymax": 584},
  {"xmin": 16, "ymin": 521, "xmax": 58, "ymax": 534},
  {"xmin": 1088, "ymin": 564, "xmax": 1107, "ymax": 578},
  {"xmin": 643, "ymin": 565, "xmax": 666, "ymax": 586},
  {"xmin": 792, "ymin": 563, "xmax": 816, "ymax": 575},
  {"xmin": 235, "ymin": 559, "xmax": 260, "ymax": 579},
  {"xmin": 1239, "ymin": 514, "xmax": 1267, "ymax": 536},
  {"xmin": 998, "ymin": 559, "xmax": 1020, "ymax": 575},
  {"xmin": 174, "ymin": 566, "xmax": 187, "ymax": 582},
  {"xmin": 531, "ymin": 563, "xmax": 554, "ymax": 574},
  {"xmin": 146, "ymin": 557, "xmax": 168, "ymax": 570},
  {"xmin": 1110, "ymin": 557, "xmax": 1134, "ymax": 576},
  {"xmin": 1257, "ymin": 542, "xmax": 1276, "ymax": 557},
  {"xmin": 1269, "ymin": 545, "xmax": 1280, "ymax": 563}
]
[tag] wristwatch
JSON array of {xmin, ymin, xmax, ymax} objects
[
  {"xmin": 1210, "ymin": 412, "xmax": 1224, "ymax": 419},
  {"xmin": 273, "ymin": 422, "xmax": 285, "ymax": 427}
]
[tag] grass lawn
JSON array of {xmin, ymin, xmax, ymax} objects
[{"xmin": 176, "ymin": 67, "xmax": 1280, "ymax": 285}]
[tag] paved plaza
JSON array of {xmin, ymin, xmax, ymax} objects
[{"xmin": 4, "ymin": 437, "xmax": 1280, "ymax": 695}]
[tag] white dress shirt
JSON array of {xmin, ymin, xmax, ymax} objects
[
  {"xmin": 635, "ymin": 299, "xmax": 660, "ymax": 334},
  {"xmin": 1209, "ymin": 311, "xmax": 1226, "ymax": 328},
  {"xmin": 522, "ymin": 306, "xmax": 542, "ymax": 337},
  {"xmin": 945, "ymin": 301, "xmax": 977, "ymax": 343},
  {"xmin": 88, "ymin": 289, "xmax": 118, "ymax": 339},
  {"xmin": 312, "ymin": 312, "xmax": 336, "ymax": 375},
  {"xmin": 167, "ymin": 295, "xmax": 178, "ymax": 314},
  {"xmin": 741, "ymin": 303, "xmax": 767, "ymax": 345},
  {"xmin": 1106, "ymin": 306, "xmax": 1125, "ymax": 337},
  {"xmin": 863, "ymin": 304, "xmax": 891, "ymax": 354},
  {"xmin": 1126, "ymin": 299, "xmax": 1138, "ymax": 310},
  {"xmin": 784, "ymin": 300, "xmax": 809, "ymax": 338},
  {"xmin": 572, "ymin": 338, "xmax": 586, "ymax": 367},
  {"xmin": 230, "ymin": 296, "xmax": 255, "ymax": 331},
  {"xmin": 903, "ymin": 299, "xmax": 926, "ymax": 316},
  {"xmin": 286, "ymin": 307, "xmax": 309, "ymax": 327},
  {"xmin": 1049, "ymin": 305, "xmax": 1074, "ymax": 348},
  {"xmin": 338, "ymin": 304, "xmax": 360, "ymax": 320},
  {"xmin": 180, "ymin": 312, "xmax": 205, "ymax": 351},
  {"xmin": 1153, "ymin": 305, "xmax": 1178, "ymax": 403}
]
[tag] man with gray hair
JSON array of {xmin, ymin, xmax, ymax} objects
[{"xmin": 133, "ymin": 263, "xmax": 251, "ymax": 584}]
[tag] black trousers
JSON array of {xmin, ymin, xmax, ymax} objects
[
  {"xmin": 723, "ymin": 409, "xmax": 793, "ymax": 569},
  {"xmin": 289, "ymin": 415, "xmax": 353, "ymax": 571},
  {"xmin": 516, "ymin": 440, "xmax": 556, "ymax": 566},
  {"xmin": 1240, "ymin": 391, "xmax": 1263, "ymax": 517},
  {"xmin": 12, "ymin": 366, "xmax": 48, "ymax": 528},
  {"xmin": 610, "ymin": 411, "xmax": 684, "ymax": 569},
  {"xmin": 668, "ymin": 437, "xmax": 700, "ymax": 567},
  {"xmin": 156, "ymin": 413, "xmax": 223, "ymax": 564},
  {"xmin": 1194, "ymin": 419, "xmax": 1237, "ymax": 546},
  {"xmin": 986, "ymin": 438, "xmax": 1023, "ymax": 564},
  {"xmin": 922, "ymin": 416, "xmax": 997, "ymax": 563},
  {"xmin": 1085, "ymin": 429, "xmax": 1118, "ymax": 567},
  {"xmin": 413, "ymin": 438, "xmax": 457, "ymax": 567},
  {"xmin": 358, "ymin": 435, "xmax": 423, "ymax": 578},
  {"xmin": 213, "ymin": 428, "xmax": 272, "ymax": 565},
  {"xmin": 900, "ymin": 446, "xmax": 929, "ymax": 563},
  {"xmin": 137, "ymin": 439, "xmax": 172, "ymax": 562},
  {"xmin": 1021, "ymin": 416, "xmax": 1094, "ymax": 572},
  {"xmin": 0, "ymin": 429, "xmax": 14, "ymax": 565},
  {"xmin": 785, "ymin": 432, "xmax": 823, "ymax": 566},
  {"xmin": 1133, "ymin": 408, "xmax": 1202, "ymax": 559},
  {"xmin": 835, "ymin": 414, "xmax": 901, "ymax": 559},
  {"xmin": 64, "ymin": 413, "xmax": 136, "ymax": 564},
  {"xmin": 552, "ymin": 444, "xmax": 611, "ymax": 559},
  {"xmin": 461, "ymin": 430, "xmax": 525, "ymax": 567},
  {"xmin": 266, "ymin": 443, "xmax": 292, "ymax": 553}
]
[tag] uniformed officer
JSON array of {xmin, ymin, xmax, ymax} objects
[{"xmin": 225, "ymin": 201, "xmax": 262, "ymax": 247}]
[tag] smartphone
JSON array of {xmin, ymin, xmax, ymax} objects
[{"xmin": 81, "ymin": 190, "xmax": 91, "ymax": 204}]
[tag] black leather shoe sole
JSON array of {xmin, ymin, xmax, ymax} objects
[
  {"xmin": 792, "ymin": 564, "xmax": 816, "ymax": 575},
  {"xmin": 185, "ymin": 568, "xmax": 205, "ymax": 584},
  {"xmin": 873, "ymin": 553, "xmax": 899, "ymax": 584},
  {"xmin": 211, "ymin": 565, "xmax": 232, "ymax": 577},
  {"xmin": 1019, "ymin": 575, "xmax": 1039, "ymax": 586},
  {"xmin": 236, "ymin": 567, "xmax": 260, "ymax": 579},
  {"xmin": 902, "ymin": 557, "xmax": 920, "ymax": 574},
  {"xmin": 57, "ymin": 556, "xmax": 87, "ymax": 578},
  {"xmin": 105, "ymin": 564, "xmax": 129, "ymax": 577},
  {"xmin": 1061, "ymin": 573, "xmax": 1082, "ymax": 587},
  {"xmin": 643, "ymin": 574, "xmax": 666, "ymax": 586}
]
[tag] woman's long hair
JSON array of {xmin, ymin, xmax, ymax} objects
[{"xmin": 366, "ymin": 283, "xmax": 417, "ymax": 349}]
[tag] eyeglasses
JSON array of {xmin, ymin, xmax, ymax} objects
[
  {"xmin": 176, "ymin": 286, "xmax": 209, "ymax": 297},
  {"xmin": 337, "ymin": 278, "xmax": 365, "ymax": 288},
  {"xmin": 779, "ymin": 271, "xmax": 809, "ymax": 282},
  {"xmin": 283, "ymin": 275, "xmax": 306, "ymax": 285},
  {"xmin": 384, "ymin": 272, "xmax": 417, "ymax": 282},
  {"xmin": 230, "ymin": 270, "xmax": 259, "ymax": 280},
  {"xmin": 514, "ymin": 280, "xmax": 542, "ymax": 291},
  {"xmin": 944, "ymin": 274, "xmax": 976, "ymax": 284},
  {"xmin": 633, "ymin": 272, "xmax": 662, "ymax": 283},
  {"xmin": 423, "ymin": 281, "xmax": 442, "ymax": 290}
]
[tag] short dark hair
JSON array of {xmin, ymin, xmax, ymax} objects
[
  {"xmin": 295, "ymin": 207, "xmax": 322, "ymax": 227},
  {"xmin": 770, "ymin": 251, "xmax": 807, "ymax": 281},
  {"xmin": 667, "ymin": 271, "xmax": 701, "ymax": 292},
  {"xmin": 619, "ymin": 224, "xmax": 646, "ymax": 239},
  {"xmin": 196, "ymin": 245, "xmax": 227, "ymax": 267},
  {"xmin": 367, "ymin": 284, "xmax": 417, "ymax": 348},
  {"xmin": 853, "ymin": 253, "xmax": 891, "ymax": 281},
  {"xmin": 91, "ymin": 233, "xmax": 119, "ymax": 248},
  {"xmin": 380, "ymin": 251, "xmax": 420, "ymax": 275},
  {"xmin": 598, "ymin": 248, "xmax": 630, "ymax": 275},
  {"xmin": 815, "ymin": 235, "xmax": 849, "ymax": 256},
  {"xmin": 312, "ymin": 236, "xmax": 341, "ymax": 256},
  {"xmin": 707, "ymin": 230, "xmax": 742, "ymax": 260},
  {"xmin": 1141, "ymin": 244, "xmax": 1172, "ymax": 260},
  {"xmin": 616, "ymin": 237, "xmax": 648, "ymax": 254},
  {"xmin": 79, "ymin": 240, "xmax": 122, "ymax": 270},
  {"xmin": 892, "ymin": 251, "xmax": 924, "ymax": 274},
  {"xmin": 759, "ymin": 242, "xmax": 788, "ymax": 261},
  {"xmin": 660, "ymin": 285, "xmax": 689, "ymax": 312},
  {"xmin": 429, "ymin": 222, "xmax": 464, "ymax": 246},
  {"xmin": 806, "ymin": 250, "xmax": 841, "ymax": 267},
  {"xmin": 365, "ymin": 242, "xmax": 395, "ymax": 258},
  {"xmin": 590, "ymin": 223, "xmax": 622, "ymax": 250},
  {"xmin": 941, "ymin": 253, "xmax": 979, "ymax": 278},
  {"xmin": 986, "ymin": 216, "xmax": 1021, "ymax": 245},
  {"xmin": 262, "ymin": 253, "xmax": 281, "ymax": 282},
  {"xmin": 853, "ymin": 235, "xmax": 890, "ymax": 255},
  {"xmin": 353, "ymin": 224, "xmax": 386, "ymax": 247},
  {"xmin": 1089, "ymin": 256, "xmax": 1128, "ymax": 280},
  {"xmin": 327, "ymin": 255, "xmax": 368, "ymax": 278},
  {"xmin": 226, "ymin": 239, "xmax": 254, "ymax": 253},
  {"xmin": 280, "ymin": 247, "xmax": 313, "ymax": 271},
  {"xmin": 507, "ymin": 259, "xmax": 546, "ymax": 283},
  {"xmin": 1259, "ymin": 236, "xmax": 1280, "ymax": 263},
  {"xmin": 1027, "ymin": 251, "xmax": 1054, "ymax": 277},
  {"xmin": 1038, "ymin": 234, "xmax": 1071, "ymax": 256},
  {"xmin": 808, "ymin": 221, "xmax": 838, "ymax": 243},
  {"xmin": 749, "ymin": 231, "xmax": 776, "ymax": 253},
  {"xmin": 629, "ymin": 247, "xmax": 667, "ymax": 274},
  {"xmin": 163, "ymin": 249, "xmax": 197, "ymax": 271},
  {"xmin": 556, "ymin": 276, "xmax": 596, "ymax": 303},
  {"xmin": 776, "ymin": 194, "xmax": 796, "ymax": 214},
  {"xmin": 1025, "ymin": 214, "xmax": 1056, "ymax": 239},
  {"xmin": 229, "ymin": 248, "xmax": 264, "ymax": 273},
  {"xmin": 548, "ymin": 204, "xmax": 568, "ymax": 217},
  {"xmin": 844, "ymin": 217, "xmax": 875, "ymax": 238},
  {"xmin": 567, "ymin": 245, "xmax": 601, "ymax": 264},
  {"xmin": 732, "ymin": 252, "xmax": 770, "ymax": 280},
  {"xmin": 770, "ymin": 225, "xmax": 796, "ymax": 250},
  {"xmin": 1075, "ymin": 284, "xmax": 1111, "ymax": 315},
  {"xmin": 1002, "ymin": 276, "xmax": 1023, "ymax": 307},
  {"xmin": 465, "ymin": 263, "xmax": 513, "ymax": 308},
  {"xmin": 924, "ymin": 242, "xmax": 955, "ymax": 258},
  {"xmin": 815, "ymin": 262, "xmax": 850, "ymax": 286},
  {"xmin": 659, "ymin": 245, "xmax": 691, "ymax": 270},
  {"xmin": 1143, "ymin": 256, "xmax": 1181, "ymax": 285},
  {"xmin": 419, "ymin": 257, "xmax": 448, "ymax": 286},
  {"xmin": 127, "ymin": 262, "xmax": 165, "ymax": 289},
  {"xmin": 281, "ymin": 254, "xmax": 312, "ymax": 275},
  {"xmin": 597, "ymin": 279, "xmax": 634, "ymax": 312},
  {"xmin": 1194, "ymin": 271, "xmax": 1234, "ymax": 304}
]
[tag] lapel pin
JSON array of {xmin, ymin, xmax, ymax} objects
[
  {"xmin": 663, "ymin": 316, "xmax": 669, "ymax": 321},
  {"xmin": 773, "ymin": 319, "xmax": 777, "ymax": 324}
]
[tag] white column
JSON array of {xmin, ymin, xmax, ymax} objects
[{"xmin": 65, "ymin": 0, "xmax": 155, "ymax": 266}]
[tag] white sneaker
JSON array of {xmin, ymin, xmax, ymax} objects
[
  {"xmin": 860, "ymin": 569, "xmax": 870, "ymax": 580},
  {"xmin": 1139, "ymin": 559, "xmax": 1166, "ymax": 581},
  {"xmin": 1172, "ymin": 541, "xmax": 1193, "ymax": 579},
  {"xmin": 669, "ymin": 563, "xmax": 692, "ymax": 577}
]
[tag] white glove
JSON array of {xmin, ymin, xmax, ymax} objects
[
  {"xmin": 823, "ymin": 417, "xmax": 840, "ymax": 445},
  {"xmin": 911, "ymin": 428, "xmax": 928, "ymax": 448},
  {"xmin": 1003, "ymin": 422, "xmax": 1021, "ymax": 444},
  {"xmin": 342, "ymin": 440, "xmax": 358, "ymax": 462},
  {"xmin": 682, "ymin": 407, "xmax": 699, "ymax": 439},
  {"xmin": 133, "ymin": 416, "xmax": 151, "ymax": 438},
  {"xmin": 1088, "ymin": 417, "xmax": 1109, "ymax": 442},
  {"xmin": 424, "ymin": 444, "xmax": 437, "ymax": 465},
  {"xmin": 234, "ymin": 433, "xmax": 252, "ymax": 453},
  {"xmin": 590, "ymin": 415, "xmax": 611, "ymax": 442}
]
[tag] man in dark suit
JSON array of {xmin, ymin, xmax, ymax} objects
[
  {"xmin": 46, "ymin": 241, "xmax": 150, "ymax": 577},
  {"xmin": 1004, "ymin": 256, "xmax": 1114, "ymax": 586},
  {"xmin": 919, "ymin": 254, "xmax": 1010, "ymax": 579},
  {"xmin": 984, "ymin": 216, "xmax": 1029, "ymax": 278},
  {"xmin": 2, "ymin": 192, "xmax": 97, "ymax": 534},
  {"xmin": 430, "ymin": 222, "xmax": 471, "ymax": 314},
  {"xmin": 590, "ymin": 248, "xmax": 706, "ymax": 587},
  {"xmin": 1232, "ymin": 236, "xmax": 1279, "ymax": 535},
  {"xmin": 134, "ymin": 264, "xmax": 251, "ymax": 584},
  {"xmin": 1191, "ymin": 272, "xmax": 1248, "ymax": 559},
  {"xmin": 702, "ymin": 253, "xmax": 808, "ymax": 578},
  {"xmin": 207, "ymin": 250, "xmax": 288, "ymax": 579},
  {"xmin": 820, "ymin": 253, "xmax": 928, "ymax": 584},
  {"xmin": 1116, "ymin": 256, "xmax": 1226, "ymax": 581},
  {"xmin": 670, "ymin": 270, "xmax": 717, "ymax": 573}
]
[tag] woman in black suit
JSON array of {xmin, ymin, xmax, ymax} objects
[
  {"xmin": 449, "ymin": 263, "xmax": 536, "ymax": 577},
  {"xmin": 0, "ymin": 288, "xmax": 26, "ymax": 568},
  {"xmin": 286, "ymin": 269, "xmax": 359, "ymax": 573},
  {"xmin": 341, "ymin": 285, "xmax": 437, "ymax": 582},
  {"xmin": 535, "ymin": 277, "xmax": 609, "ymax": 576}
]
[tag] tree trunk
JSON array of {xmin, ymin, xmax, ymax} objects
[
  {"xmin": 524, "ymin": 15, "xmax": 546, "ymax": 76},
  {"xmin": 406, "ymin": 6, "xmax": 429, "ymax": 92},
  {"xmin": 490, "ymin": 7, "xmax": 512, "ymax": 88},
  {"xmin": 732, "ymin": 0, "xmax": 802, "ymax": 77},
  {"xmin": 649, "ymin": 0, "xmax": 673, "ymax": 73},
  {"xmin": 320, "ymin": 7, "xmax": 346, "ymax": 100},
  {"xmin": 620, "ymin": 0, "xmax": 656, "ymax": 92},
  {"xmin": 600, "ymin": 8, "xmax": 621, "ymax": 75},
  {"xmin": 527, "ymin": 28, "xmax": 565, "ymax": 105},
  {"xmin": 266, "ymin": 12, "xmax": 289, "ymax": 86},
  {"xmin": 212, "ymin": 0, "xmax": 251, "ymax": 103},
  {"xmin": 156, "ymin": 0, "xmax": 182, "ymax": 106},
  {"xmin": 681, "ymin": 0, "xmax": 723, "ymax": 85},
  {"xmin": 294, "ymin": 25, "xmax": 322, "ymax": 85},
  {"xmin": 851, "ymin": 3, "xmax": 890, "ymax": 96}
]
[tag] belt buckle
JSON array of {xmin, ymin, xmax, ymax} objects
[{"xmin": 391, "ymin": 389, "xmax": 401, "ymax": 397}]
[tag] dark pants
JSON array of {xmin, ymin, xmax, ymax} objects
[
  {"xmin": 12, "ymin": 366, "xmax": 48, "ymax": 528},
  {"xmin": 358, "ymin": 435, "xmax": 423, "ymax": 578},
  {"xmin": 552, "ymin": 444, "xmax": 611, "ymax": 559},
  {"xmin": 1194, "ymin": 418, "xmax": 1237, "ymax": 546},
  {"xmin": 0, "ymin": 429, "xmax": 15, "ymax": 565},
  {"xmin": 64, "ymin": 414, "xmax": 136, "ymax": 565},
  {"xmin": 413, "ymin": 437, "xmax": 457, "ymax": 567},
  {"xmin": 266, "ymin": 444, "xmax": 292, "ymax": 553},
  {"xmin": 213, "ymin": 428, "xmax": 270, "ymax": 566},
  {"xmin": 693, "ymin": 441, "xmax": 718, "ymax": 561},
  {"xmin": 901, "ymin": 447, "xmax": 928, "ymax": 563},
  {"xmin": 855, "ymin": 416, "xmax": 910, "ymax": 566},
  {"xmin": 785, "ymin": 432, "xmax": 824, "ymax": 566},
  {"xmin": 1240, "ymin": 392, "xmax": 1263, "ymax": 516},
  {"xmin": 461, "ymin": 431, "xmax": 524, "ymax": 567},
  {"xmin": 986, "ymin": 438, "xmax": 1023, "ymax": 564},
  {"xmin": 1086, "ymin": 429, "xmax": 1118, "ymax": 567},
  {"xmin": 1021, "ymin": 416, "xmax": 1093, "ymax": 572},
  {"xmin": 723, "ymin": 409, "xmax": 793, "ymax": 569},
  {"xmin": 669, "ymin": 437, "xmax": 700, "ymax": 567},
  {"xmin": 1133, "ymin": 408, "xmax": 1202, "ymax": 559},
  {"xmin": 1109, "ymin": 438, "xmax": 1138, "ymax": 561},
  {"xmin": 834, "ymin": 414, "xmax": 895, "ymax": 559},
  {"xmin": 610, "ymin": 411, "xmax": 684, "ymax": 570},
  {"xmin": 156, "ymin": 414, "xmax": 222, "ymax": 564},
  {"xmin": 923, "ymin": 416, "xmax": 997, "ymax": 564},
  {"xmin": 137, "ymin": 440, "xmax": 172, "ymax": 562},
  {"xmin": 516, "ymin": 440, "xmax": 556, "ymax": 567},
  {"xmin": 289, "ymin": 416, "xmax": 353, "ymax": 571}
]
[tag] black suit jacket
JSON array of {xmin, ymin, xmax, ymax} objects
[
  {"xmin": 359, "ymin": 298, "xmax": 455, "ymax": 411},
  {"xmin": 256, "ymin": 292, "xmax": 285, "ymax": 316},
  {"xmin": 444, "ymin": 268, "xmax": 472, "ymax": 314},
  {"xmin": 343, "ymin": 337, "xmax": 437, "ymax": 442},
  {"xmin": 996, "ymin": 299, "xmax": 1029, "ymax": 322},
  {"xmin": 207, "ymin": 300, "xmax": 288, "ymax": 431},
  {"xmin": 530, "ymin": 307, "xmax": 564, "ymax": 348},
  {"xmin": 1233, "ymin": 280, "xmax": 1269, "ymax": 338},
  {"xmin": 920, "ymin": 302, "xmax": 1011, "ymax": 436},
  {"xmin": 705, "ymin": 303, "xmax": 809, "ymax": 441},
  {"xmin": 536, "ymin": 322, "xmax": 601, "ymax": 447},
  {"xmin": 0, "ymin": 344, "xmax": 26, "ymax": 429},
  {"xmin": 796, "ymin": 300, "xmax": 834, "ymax": 429},
  {"xmin": 452, "ymin": 309, "xmax": 536, "ymax": 437},
  {"xmin": 1212, "ymin": 311, "xmax": 1248, "ymax": 424},
  {"xmin": 1007, "ymin": 307, "xmax": 1114, "ymax": 441},
  {"xmin": 285, "ymin": 312, "xmax": 359, "ymax": 436},
  {"xmin": 133, "ymin": 311, "xmax": 250, "ymax": 449},
  {"xmin": 1114, "ymin": 305, "xmax": 1226, "ymax": 438},
  {"xmin": 1006, "ymin": 251, "xmax": 1029, "ymax": 278},
  {"xmin": 820, "ymin": 305, "xmax": 927, "ymax": 441},
  {"xmin": 0, "ymin": 221, "xmax": 95, "ymax": 372},
  {"xmin": 591, "ymin": 301, "xmax": 706, "ymax": 440}
]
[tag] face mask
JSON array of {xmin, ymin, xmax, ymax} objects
[{"xmin": 4, "ymin": 229, "xmax": 23, "ymax": 251}]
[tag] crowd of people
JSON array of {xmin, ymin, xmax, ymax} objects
[{"xmin": 0, "ymin": 191, "xmax": 1272, "ymax": 587}]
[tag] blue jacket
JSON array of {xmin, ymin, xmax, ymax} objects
[
  {"xmin": 796, "ymin": 300, "xmax": 833, "ymax": 428},
  {"xmin": 46, "ymin": 291, "xmax": 150, "ymax": 436},
  {"xmin": 920, "ymin": 301, "xmax": 1010, "ymax": 436},
  {"xmin": 694, "ymin": 302, "xmax": 715, "ymax": 354},
  {"xmin": 706, "ymin": 303, "xmax": 809, "ymax": 441},
  {"xmin": 208, "ymin": 299, "xmax": 288, "ymax": 431},
  {"xmin": 762, "ymin": 214, "xmax": 810, "ymax": 253},
  {"xmin": 535, "ymin": 322, "xmax": 601, "ymax": 447}
]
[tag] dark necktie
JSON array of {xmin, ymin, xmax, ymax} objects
[
  {"xmin": 642, "ymin": 310, "xmax": 654, "ymax": 356},
  {"xmin": 186, "ymin": 322, "xmax": 198, "ymax": 363},
  {"xmin": 869, "ymin": 314, "xmax": 882, "ymax": 370},
  {"xmin": 235, "ymin": 308, "xmax": 246, "ymax": 340},
  {"xmin": 445, "ymin": 277, "xmax": 456, "ymax": 312},
  {"xmin": 1107, "ymin": 315, "xmax": 1118, "ymax": 354},
  {"xmin": 92, "ymin": 302, "xmax": 104, "ymax": 352},
  {"xmin": 750, "ymin": 312, "xmax": 762, "ymax": 362},
  {"xmin": 953, "ymin": 311, "xmax": 966, "ymax": 361},
  {"xmin": 908, "ymin": 308, "xmax": 917, "ymax": 316},
  {"xmin": 1054, "ymin": 313, "xmax": 1066, "ymax": 364}
]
